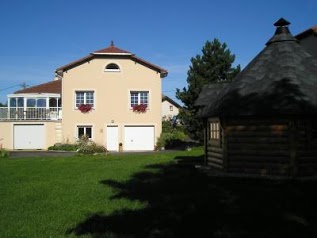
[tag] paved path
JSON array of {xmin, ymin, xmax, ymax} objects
[{"xmin": 9, "ymin": 151, "xmax": 77, "ymax": 158}]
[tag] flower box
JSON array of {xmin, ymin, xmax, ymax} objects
[
  {"xmin": 78, "ymin": 104, "xmax": 92, "ymax": 113},
  {"xmin": 132, "ymin": 104, "xmax": 147, "ymax": 113}
]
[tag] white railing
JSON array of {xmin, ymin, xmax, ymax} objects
[{"xmin": 0, "ymin": 107, "xmax": 62, "ymax": 120}]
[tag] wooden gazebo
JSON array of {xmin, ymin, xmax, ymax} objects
[{"xmin": 196, "ymin": 18, "xmax": 317, "ymax": 177}]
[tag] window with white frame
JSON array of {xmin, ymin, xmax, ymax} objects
[
  {"xmin": 77, "ymin": 126, "xmax": 92, "ymax": 139},
  {"xmin": 75, "ymin": 91, "xmax": 94, "ymax": 108},
  {"xmin": 210, "ymin": 120, "xmax": 220, "ymax": 140},
  {"xmin": 130, "ymin": 91, "xmax": 149, "ymax": 108}
]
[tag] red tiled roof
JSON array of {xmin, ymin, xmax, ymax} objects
[
  {"xmin": 56, "ymin": 43, "xmax": 168, "ymax": 76},
  {"xmin": 295, "ymin": 26, "xmax": 317, "ymax": 40},
  {"xmin": 14, "ymin": 80, "xmax": 62, "ymax": 94},
  {"xmin": 93, "ymin": 44, "xmax": 131, "ymax": 54}
]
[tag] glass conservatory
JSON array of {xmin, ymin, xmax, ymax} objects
[{"xmin": 0, "ymin": 93, "xmax": 62, "ymax": 120}]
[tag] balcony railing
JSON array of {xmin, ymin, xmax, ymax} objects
[{"xmin": 0, "ymin": 107, "xmax": 62, "ymax": 121}]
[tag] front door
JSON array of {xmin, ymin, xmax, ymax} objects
[{"xmin": 106, "ymin": 126, "xmax": 119, "ymax": 151}]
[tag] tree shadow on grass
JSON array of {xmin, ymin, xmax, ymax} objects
[{"xmin": 67, "ymin": 154, "xmax": 317, "ymax": 237}]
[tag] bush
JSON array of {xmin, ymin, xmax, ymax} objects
[
  {"xmin": 77, "ymin": 135, "xmax": 107, "ymax": 154},
  {"xmin": 156, "ymin": 131, "xmax": 188, "ymax": 150},
  {"xmin": 48, "ymin": 143, "xmax": 79, "ymax": 151},
  {"xmin": 0, "ymin": 149, "xmax": 9, "ymax": 158},
  {"xmin": 48, "ymin": 135, "xmax": 107, "ymax": 154}
]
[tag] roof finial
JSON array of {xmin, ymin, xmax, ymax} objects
[
  {"xmin": 273, "ymin": 18, "xmax": 291, "ymax": 35},
  {"xmin": 274, "ymin": 18, "xmax": 290, "ymax": 27},
  {"xmin": 111, "ymin": 40, "xmax": 114, "ymax": 47},
  {"xmin": 266, "ymin": 18, "xmax": 296, "ymax": 45}
]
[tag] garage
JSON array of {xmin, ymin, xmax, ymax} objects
[
  {"xmin": 124, "ymin": 126, "xmax": 155, "ymax": 151},
  {"xmin": 14, "ymin": 124, "xmax": 45, "ymax": 150}
]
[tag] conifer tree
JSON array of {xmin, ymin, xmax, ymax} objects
[{"xmin": 176, "ymin": 39, "xmax": 240, "ymax": 141}]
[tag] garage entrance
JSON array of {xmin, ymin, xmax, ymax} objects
[
  {"xmin": 124, "ymin": 126, "xmax": 154, "ymax": 151},
  {"xmin": 14, "ymin": 124, "xmax": 45, "ymax": 149}
]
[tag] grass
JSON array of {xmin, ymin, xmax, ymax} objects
[
  {"xmin": 1, "ymin": 149, "xmax": 317, "ymax": 237},
  {"xmin": 0, "ymin": 150, "xmax": 202, "ymax": 238}
]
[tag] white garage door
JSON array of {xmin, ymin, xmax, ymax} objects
[
  {"xmin": 124, "ymin": 126, "xmax": 154, "ymax": 151},
  {"xmin": 14, "ymin": 124, "xmax": 45, "ymax": 149}
]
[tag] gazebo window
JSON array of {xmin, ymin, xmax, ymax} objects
[
  {"xmin": 105, "ymin": 63, "xmax": 120, "ymax": 72},
  {"xmin": 210, "ymin": 120, "xmax": 220, "ymax": 140}
]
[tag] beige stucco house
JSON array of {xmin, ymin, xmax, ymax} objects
[
  {"xmin": 0, "ymin": 42, "xmax": 168, "ymax": 151},
  {"xmin": 161, "ymin": 94, "xmax": 181, "ymax": 121}
]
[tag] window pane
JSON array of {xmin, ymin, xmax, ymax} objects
[
  {"xmin": 106, "ymin": 63, "xmax": 120, "ymax": 70},
  {"xmin": 76, "ymin": 92, "xmax": 85, "ymax": 107},
  {"xmin": 27, "ymin": 98, "xmax": 36, "ymax": 107},
  {"xmin": 10, "ymin": 98, "xmax": 17, "ymax": 107},
  {"xmin": 78, "ymin": 126, "xmax": 92, "ymax": 139},
  {"xmin": 130, "ymin": 92, "xmax": 138, "ymax": 107},
  {"xmin": 86, "ymin": 92, "xmax": 94, "ymax": 106},
  {"xmin": 37, "ymin": 98, "xmax": 46, "ymax": 107},
  {"xmin": 17, "ymin": 98, "xmax": 24, "ymax": 107},
  {"xmin": 140, "ymin": 92, "xmax": 148, "ymax": 106},
  {"xmin": 86, "ymin": 127, "xmax": 92, "ymax": 138},
  {"xmin": 78, "ymin": 127, "xmax": 85, "ymax": 138},
  {"xmin": 49, "ymin": 98, "xmax": 57, "ymax": 107}
]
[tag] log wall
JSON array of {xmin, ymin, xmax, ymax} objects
[
  {"xmin": 295, "ymin": 120, "xmax": 317, "ymax": 176},
  {"xmin": 224, "ymin": 119, "xmax": 290, "ymax": 176},
  {"xmin": 205, "ymin": 118, "xmax": 317, "ymax": 177},
  {"xmin": 206, "ymin": 140, "xmax": 223, "ymax": 169}
]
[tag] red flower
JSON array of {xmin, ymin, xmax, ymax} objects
[
  {"xmin": 78, "ymin": 104, "xmax": 92, "ymax": 113},
  {"xmin": 132, "ymin": 104, "xmax": 147, "ymax": 113}
]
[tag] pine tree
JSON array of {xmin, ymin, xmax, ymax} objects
[{"xmin": 176, "ymin": 39, "xmax": 240, "ymax": 141}]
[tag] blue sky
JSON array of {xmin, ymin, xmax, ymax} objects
[{"xmin": 0, "ymin": 0, "xmax": 316, "ymax": 104}]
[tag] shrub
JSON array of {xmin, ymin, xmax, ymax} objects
[
  {"xmin": 48, "ymin": 136, "xmax": 107, "ymax": 154},
  {"xmin": 77, "ymin": 135, "xmax": 107, "ymax": 154},
  {"xmin": 48, "ymin": 143, "xmax": 79, "ymax": 151},
  {"xmin": 0, "ymin": 149, "xmax": 9, "ymax": 158},
  {"xmin": 156, "ymin": 131, "xmax": 188, "ymax": 150}
]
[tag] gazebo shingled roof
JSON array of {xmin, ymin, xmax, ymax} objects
[{"xmin": 198, "ymin": 18, "xmax": 317, "ymax": 118}]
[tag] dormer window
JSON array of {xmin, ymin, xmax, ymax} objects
[{"xmin": 105, "ymin": 63, "xmax": 120, "ymax": 72}]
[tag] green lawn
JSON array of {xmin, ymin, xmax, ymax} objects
[
  {"xmin": 1, "ymin": 149, "xmax": 317, "ymax": 238},
  {"xmin": 0, "ymin": 150, "xmax": 202, "ymax": 238}
]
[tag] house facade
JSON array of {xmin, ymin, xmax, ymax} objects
[
  {"xmin": 0, "ymin": 42, "xmax": 168, "ymax": 151},
  {"xmin": 161, "ymin": 94, "xmax": 181, "ymax": 121}
]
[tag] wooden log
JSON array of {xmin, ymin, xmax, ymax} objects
[
  {"xmin": 207, "ymin": 161, "xmax": 223, "ymax": 169},
  {"xmin": 207, "ymin": 151, "xmax": 223, "ymax": 159},
  {"xmin": 228, "ymin": 143, "xmax": 289, "ymax": 151},
  {"xmin": 227, "ymin": 137, "xmax": 289, "ymax": 144},
  {"xmin": 228, "ymin": 155, "xmax": 289, "ymax": 163},
  {"xmin": 207, "ymin": 146, "xmax": 222, "ymax": 153},
  {"xmin": 227, "ymin": 131, "xmax": 289, "ymax": 137},
  {"xmin": 228, "ymin": 149, "xmax": 289, "ymax": 157},
  {"xmin": 225, "ymin": 118, "xmax": 289, "ymax": 126},
  {"xmin": 228, "ymin": 161, "xmax": 288, "ymax": 168},
  {"xmin": 297, "ymin": 156, "xmax": 317, "ymax": 162},
  {"xmin": 227, "ymin": 167, "xmax": 289, "ymax": 176},
  {"xmin": 226, "ymin": 125, "xmax": 288, "ymax": 132},
  {"xmin": 207, "ymin": 157, "xmax": 223, "ymax": 165}
]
